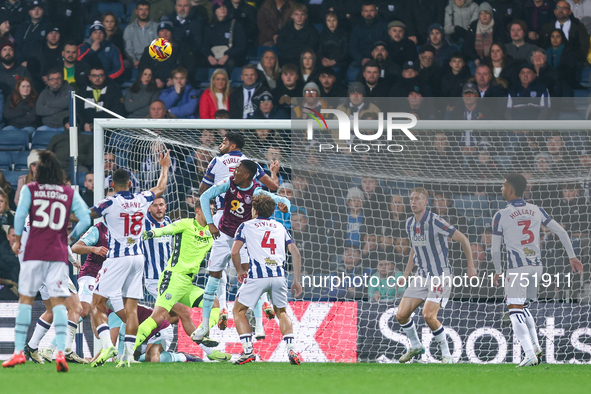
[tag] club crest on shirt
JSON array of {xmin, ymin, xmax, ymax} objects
[
  {"xmin": 245, "ymin": 194, "xmax": 252, "ymax": 204},
  {"xmin": 265, "ymin": 257, "xmax": 278, "ymax": 266},
  {"xmin": 127, "ymin": 237, "xmax": 136, "ymax": 246},
  {"xmin": 165, "ymin": 293, "xmax": 172, "ymax": 300},
  {"xmin": 523, "ymin": 247, "xmax": 535, "ymax": 257}
]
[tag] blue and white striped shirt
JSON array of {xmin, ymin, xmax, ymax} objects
[
  {"xmin": 143, "ymin": 212, "xmax": 172, "ymax": 280},
  {"xmin": 406, "ymin": 209, "xmax": 457, "ymax": 277}
]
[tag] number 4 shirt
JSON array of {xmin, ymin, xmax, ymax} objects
[
  {"xmin": 92, "ymin": 190, "xmax": 155, "ymax": 258},
  {"xmin": 492, "ymin": 198, "xmax": 552, "ymax": 269}
]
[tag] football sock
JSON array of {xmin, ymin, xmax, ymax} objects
[
  {"xmin": 210, "ymin": 308, "xmax": 220, "ymax": 329},
  {"xmin": 65, "ymin": 320, "xmax": 77, "ymax": 351},
  {"xmin": 199, "ymin": 344, "xmax": 213, "ymax": 356},
  {"xmin": 400, "ymin": 320, "xmax": 422, "ymax": 349},
  {"xmin": 14, "ymin": 304, "xmax": 32, "ymax": 353},
  {"xmin": 283, "ymin": 334, "xmax": 295, "ymax": 351},
  {"xmin": 523, "ymin": 307, "xmax": 541, "ymax": 351},
  {"xmin": 118, "ymin": 323, "xmax": 126, "ymax": 355},
  {"xmin": 159, "ymin": 352, "xmax": 186, "ymax": 363},
  {"xmin": 217, "ymin": 271, "xmax": 227, "ymax": 311},
  {"xmin": 202, "ymin": 276, "xmax": 220, "ymax": 329},
  {"xmin": 28, "ymin": 318, "xmax": 51, "ymax": 349},
  {"xmin": 134, "ymin": 317, "xmax": 157, "ymax": 351},
  {"xmin": 254, "ymin": 298, "xmax": 264, "ymax": 328},
  {"xmin": 97, "ymin": 323, "xmax": 113, "ymax": 350},
  {"xmin": 52, "ymin": 305, "xmax": 68, "ymax": 352},
  {"xmin": 240, "ymin": 334, "xmax": 253, "ymax": 354},
  {"xmin": 123, "ymin": 335, "xmax": 136, "ymax": 361},
  {"xmin": 510, "ymin": 308, "xmax": 535, "ymax": 358},
  {"xmin": 432, "ymin": 325, "xmax": 451, "ymax": 358}
]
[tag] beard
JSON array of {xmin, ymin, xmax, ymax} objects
[{"xmin": 1, "ymin": 54, "xmax": 14, "ymax": 65}]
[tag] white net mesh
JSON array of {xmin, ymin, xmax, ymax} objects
[{"xmin": 97, "ymin": 117, "xmax": 591, "ymax": 363}]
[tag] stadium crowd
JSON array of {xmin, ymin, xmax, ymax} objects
[{"xmin": 1, "ymin": 0, "xmax": 591, "ymax": 302}]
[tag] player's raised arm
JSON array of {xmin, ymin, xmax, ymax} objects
[
  {"xmin": 142, "ymin": 218, "xmax": 190, "ymax": 240},
  {"xmin": 258, "ymin": 160, "xmax": 280, "ymax": 191},
  {"xmin": 288, "ymin": 243, "xmax": 303, "ymax": 298},
  {"xmin": 451, "ymin": 230, "xmax": 476, "ymax": 278},
  {"xmin": 150, "ymin": 150, "xmax": 172, "ymax": 198},
  {"xmin": 199, "ymin": 177, "xmax": 231, "ymax": 239},
  {"xmin": 12, "ymin": 185, "xmax": 32, "ymax": 254},
  {"xmin": 544, "ymin": 216, "xmax": 583, "ymax": 274},
  {"xmin": 254, "ymin": 189, "xmax": 291, "ymax": 213}
]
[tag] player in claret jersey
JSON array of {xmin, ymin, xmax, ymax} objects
[
  {"xmin": 192, "ymin": 160, "xmax": 290, "ymax": 343},
  {"xmin": 492, "ymin": 173, "xmax": 583, "ymax": 367},
  {"xmin": 231, "ymin": 194, "xmax": 303, "ymax": 365},
  {"xmin": 3, "ymin": 151, "xmax": 91, "ymax": 372},
  {"xmin": 89, "ymin": 151, "xmax": 171, "ymax": 368}
]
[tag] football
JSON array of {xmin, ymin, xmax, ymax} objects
[{"xmin": 148, "ymin": 38, "xmax": 172, "ymax": 62}]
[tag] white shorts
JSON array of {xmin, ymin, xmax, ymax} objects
[
  {"xmin": 237, "ymin": 276, "xmax": 288, "ymax": 309},
  {"xmin": 402, "ymin": 274, "xmax": 452, "ymax": 308},
  {"xmin": 208, "ymin": 230, "xmax": 249, "ymax": 272},
  {"xmin": 78, "ymin": 275, "xmax": 124, "ymax": 312},
  {"xmin": 20, "ymin": 260, "xmax": 70, "ymax": 299},
  {"xmin": 40, "ymin": 278, "xmax": 77, "ymax": 301},
  {"xmin": 145, "ymin": 279, "xmax": 159, "ymax": 299},
  {"xmin": 505, "ymin": 265, "xmax": 544, "ymax": 305},
  {"xmin": 147, "ymin": 325, "xmax": 173, "ymax": 351},
  {"xmin": 95, "ymin": 255, "xmax": 144, "ymax": 300}
]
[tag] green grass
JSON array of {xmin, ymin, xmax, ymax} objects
[{"xmin": 2, "ymin": 363, "xmax": 591, "ymax": 394}]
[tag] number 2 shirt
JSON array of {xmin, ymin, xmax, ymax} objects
[
  {"xmin": 92, "ymin": 190, "xmax": 155, "ymax": 258},
  {"xmin": 492, "ymin": 198, "xmax": 552, "ymax": 269}
]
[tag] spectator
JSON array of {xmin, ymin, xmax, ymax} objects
[
  {"xmin": 59, "ymin": 40, "xmax": 90, "ymax": 93},
  {"xmin": 299, "ymin": 50, "xmax": 318, "ymax": 83},
  {"xmin": 329, "ymin": 242, "xmax": 368, "ymax": 300},
  {"xmin": 463, "ymin": 2, "xmax": 507, "ymax": 65},
  {"xmin": 418, "ymin": 45, "xmax": 443, "ymax": 98},
  {"xmin": 362, "ymin": 41, "xmax": 401, "ymax": 87},
  {"xmin": 449, "ymin": 82, "xmax": 490, "ymax": 119},
  {"xmin": 383, "ymin": 194, "xmax": 408, "ymax": 241},
  {"xmin": 317, "ymin": 66, "xmax": 347, "ymax": 98},
  {"xmin": 271, "ymin": 63, "xmax": 302, "ymax": 113},
  {"xmin": 471, "ymin": 64, "xmax": 509, "ymax": 103},
  {"xmin": 335, "ymin": 82, "xmax": 381, "ymax": 124},
  {"xmin": 546, "ymin": 132, "xmax": 579, "ymax": 172},
  {"xmin": 426, "ymin": 23, "xmax": 456, "ymax": 68},
  {"xmin": 169, "ymin": 0, "xmax": 204, "ymax": 54},
  {"xmin": 425, "ymin": 132, "xmax": 461, "ymax": 172},
  {"xmin": 441, "ymin": 52, "xmax": 472, "ymax": 97},
  {"xmin": 0, "ymin": 41, "xmax": 31, "ymax": 100},
  {"xmin": 349, "ymin": 1, "xmax": 387, "ymax": 67},
  {"xmin": 124, "ymin": 67, "xmax": 161, "ymax": 118},
  {"xmin": 249, "ymin": 128, "xmax": 282, "ymax": 156},
  {"xmin": 249, "ymin": 90, "xmax": 289, "ymax": 119},
  {"xmin": 0, "ymin": 226, "xmax": 19, "ymax": 300},
  {"xmin": 103, "ymin": 151, "xmax": 140, "ymax": 193},
  {"xmin": 226, "ymin": 0, "xmax": 258, "ymax": 52},
  {"xmin": 531, "ymin": 46, "xmax": 564, "ymax": 99},
  {"xmin": 257, "ymin": 0, "xmax": 295, "ymax": 46},
  {"xmin": 293, "ymin": 81, "xmax": 329, "ymax": 119},
  {"xmin": 506, "ymin": 20, "xmax": 537, "ymax": 61},
  {"xmin": 13, "ymin": 149, "xmax": 38, "ymax": 205},
  {"xmin": 2, "ymin": 77, "xmax": 38, "ymax": 136},
  {"xmin": 277, "ymin": 4, "xmax": 319, "ymax": 66},
  {"xmin": 541, "ymin": 1, "xmax": 590, "ymax": 61},
  {"xmin": 13, "ymin": 0, "xmax": 48, "ymax": 64},
  {"xmin": 81, "ymin": 65, "xmax": 125, "ymax": 132},
  {"xmin": 257, "ymin": 49, "xmax": 279, "ymax": 89},
  {"xmin": 47, "ymin": 117, "xmax": 93, "ymax": 173},
  {"xmin": 0, "ymin": 11, "xmax": 12, "ymax": 43},
  {"xmin": 489, "ymin": 0, "xmax": 524, "ymax": 28},
  {"xmin": 271, "ymin": 182, "xmax": 294, "ymax": 229},
  {"xmin": 546, "ymin": 28, "xmax": 580, "ymax": 89},
  {"xmin": 568, "ymin": 0, "xmax": 591, "ymax": 33},
  {"xmin": 401, "ymin": 87, "xmax": 433, "ymax": 120},
  {"xmin": 390, "ymin": 60, "xmax": 430, "ymax": 97},
  {"xmin": 77, "ymin": 21, "xmax": 125, "ymax": 80},
  {"xmin": 368, "ymin": 258, "xmax": 400, "ymax": 301},
  {"xmin": 406, "ymin": 0, "xmax": 446, "ymax": 45},
  {"xmin": 358, "ymin": 60, "xmax": 390, "ymax": 99},
  {"xmin": 199, "ymin": 68, "xmax": 231, "ymax": 119},
  {"xmin": 289, "ymin": 207, "xmax": 318, "ymax": 274},
  {"xmin": 148, "ymin": 99, "xmax": 176, "ymax": 119},
  {"xmin": 131, "ymin": 0, "xmax": 175, "ymax": 22},
  {"xmin": 124, "ymin": 1, "xmax": 158, "ymax": 70},
  {"xmin": 101, "ymin": 11, "xmax": 125, "ymax": 58},
  {"xmin": 317, "ymin": 11, "xmax": 350, "ymax": 70},
  {"xmin": 386, "ymin": 20, "xmax": 418, "ymax": 68},
  {"xmin": 27, "ymin": 24, "xmax": 61, "ymax": 86},
  {"xmin": 444, "ymin": 0, "xmax": 479, "ymax": 44},
  {"xmin": 484, "ymin": 42, "xmax": 518, "ymax": 83},
  {"xmin": 0, "ymin": 188, "xmax": 13, "ymax": 230},
  {"xmin": 46, "ymin": 0, "xmax": 83, "ymax": 44},
  {"xmin": 506, "ymin": 64, "xmax": 551, "ymax": 120},
  {"xmin": 229, "ymin": 63, "xmax": 265, "ymax": 119},
  {"xmin": 0, "ymin": 170, "xmax": 15, "ymax": 210},
  {"xmin": 202, "ymin": 1, "xmax": 246, "ymax": 73},
  {"xmin": 80, "ymin": 171, "xmax": 94, "ymax": 207},
  {"xmin": 2, "ymin": 1, "xmax": 26, "ymax": 33},
  {"xmin": 159, "ymin": 66, "xmax": 199, "ymax": 119},
  {"xmin": 138, "ymin": 20, "xmax": 197, "ymax": 90},
  {"xmin": 524, "ymin": 0, "xmax": 556, "ymax": 42},
  {"xmin": 36, "ymin": 67, "xmax": 73, "ymax": 131},
  {"xmin": 343, "ymin": 187, "xmax": 365, "ymax": 248}
]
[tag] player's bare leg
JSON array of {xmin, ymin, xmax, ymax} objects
[
  {"xmin": 422, "ymin": 301, "xmax": 453, "ymax": 363},
  {"xmin": 26, "ymin": 300, "xmax": 53, "ymax": 364},
  {"xmin": 233, "ymin": 300, "xmax": 256, "ymax": 364},
  {"xmin": 170, "ymin": 303, "xmax": 193, "ymax": 334},
  {"xmin": 3, "ymin": 294, "xmax": 35, "ymax": 368},
  {"xmin": 90, "ymin": 294, "xmax": 118, "ymax": 367},
  {"xmin": 217, "ymin": 270, "xmax": 229, "ymax": 329},
  {"xmin": 508, "ymin": 303, "xmax": 538, "ymax": 367},
  {"xmin": 396, "ymin": 297, "xmax": 426, "ymax": 363},
  {"xmin": 116, "ymin": 298, "xmax": 139, "ymax": 367},
  {"xmin": 274, "ymin": 305, "xmax": 300, "ymax": 365}
]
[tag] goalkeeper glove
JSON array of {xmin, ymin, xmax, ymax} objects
[{"xmin": 142, "ymin": 230, "xmax": 155, "ymax": 240}]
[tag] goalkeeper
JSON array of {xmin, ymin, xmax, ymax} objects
[{"xmin": 133, "ymin": 202, "xmax": 230, "ymax": 362}]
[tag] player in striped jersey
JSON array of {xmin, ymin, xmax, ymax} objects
[
  {"xmin": 143, "ymin": 196, "xmax": 172, "ymax": 298},
  {"xmin": 396, "ymin": 187, "xmax": 476, "ymax": 364},
  {"xmin": 89, "ymin": 151, "xmax": 170, "ymax": 368},
  {"xmin": 198, "ymin": 132, "xmax": 280, "ymax": 335},
  {"xmin": 231, "ymin": 194, "xmax": 303, "ymax": 365},
  {"xmin": 492, "ymin": 173, "xmax": 583, "ymax": 367}
]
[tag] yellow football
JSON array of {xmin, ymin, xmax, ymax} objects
[{"xmin": 148, "ymin": 38, "xmax": 172, "ymax": 62}]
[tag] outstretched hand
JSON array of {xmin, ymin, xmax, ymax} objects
[
  {"xmin": 160, "ymin": 150, "xmax": 171, "ymax": 168},
  {"xmin": 570, "ymin": 257, "xmax": 583, "ymax": 274}
]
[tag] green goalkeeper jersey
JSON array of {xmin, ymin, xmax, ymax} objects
[{"xmin": 153, "ymin": 218, "xmax": 213, "ymax": 275}]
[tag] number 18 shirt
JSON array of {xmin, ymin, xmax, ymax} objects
[
  {"xmin": 92, "ymin": 190, "xmax": 155, "ymax": 258},
  {"xmin": 492, "ymin": 198, "xmax": 552, "ymax": 269}
]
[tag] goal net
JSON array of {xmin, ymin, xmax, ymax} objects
[{"xmin": 93, "ymin": 107, "xmax": 591, "ymax": 364}]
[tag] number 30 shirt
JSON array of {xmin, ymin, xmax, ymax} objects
[
  {"xmin": 492, "ymin": 198, "xmax": 552, "ymax": 269},
  {"xmin": 92, "ymin": 190, "xmax": 155, "ymax": 258}
]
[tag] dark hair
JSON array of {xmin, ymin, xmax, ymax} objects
[
  {"xmin": 214, "ymin": 109, "xmax": 230, "ymax": 119},
  {"xmin": 136, "ymin": 0, "xmax": 150, "ymax": 8},
  {"xmin": 0, "ymin": 170, "xmax": 14, "ymax": 192},
  {"xmin": 101, "ymin": 11, "xmax": 120, "ymax": 30},
  {"xmin": 46, "ymin": 67, "xmax": 62, "ymax": 77},
  {"xmin": 90, "ymin": 65, "xmax": 106, "ymax": 73},
  {"xmin": 281, "ymin": 63, "xmax": 299, "ymax": 75},
  {"xmin": 505, "ymin": 173, "xmax": 527, "ymax": 197},
  {"xmin": 226, "ymin": 132, "xmax": 245, "ymax": 150},
  {"xmin": 63, "ymin": 40, "xmax": 78, "ymax": 49},
  {"xmin": 11, "ymin": 77, "xmax": 38, "ymax": 108},
  {"xmin": 239, "ymin": 159, "xmax": 258, "ymax": 178},
  {"xmin": 549, "ymin": 28, "xmax": 567, "ymax": 47},
  {"xmin": 242, "ymin": 63, "xmax": 257, "ymax": 72},
  {"xmin": 131, "ymin": 67, "xmax": 158, "ymax": 93},
  {"xmin": 363, "ymin": 60, "xmax": 380, "ymax": 72},
  {"xmin": 252, "ymin": 194, "xmax": 276, "ymax": 218},
  {"xmin": 508, "ymin": 19, "xmax": 528, "ymax": 36},
  {"xmin": 112, "ymin": 168, "xmax": 130, "ymax": 187},
  {"xmin": 36, "ymin": 151, "xmax": 65, "ymax": 185}
]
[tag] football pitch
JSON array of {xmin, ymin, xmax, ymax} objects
[{"xmin": 2, "ymin": 363, "xmax": 590, "ymax": 394}]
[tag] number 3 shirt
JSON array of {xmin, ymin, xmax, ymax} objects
[
  {"xmin": 92, "ymin": 190, "xmax": 155, "ymax": 258},
  {"xmin": 492, "ymin": 198, "xmax": 552, "ymax": 269}
]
